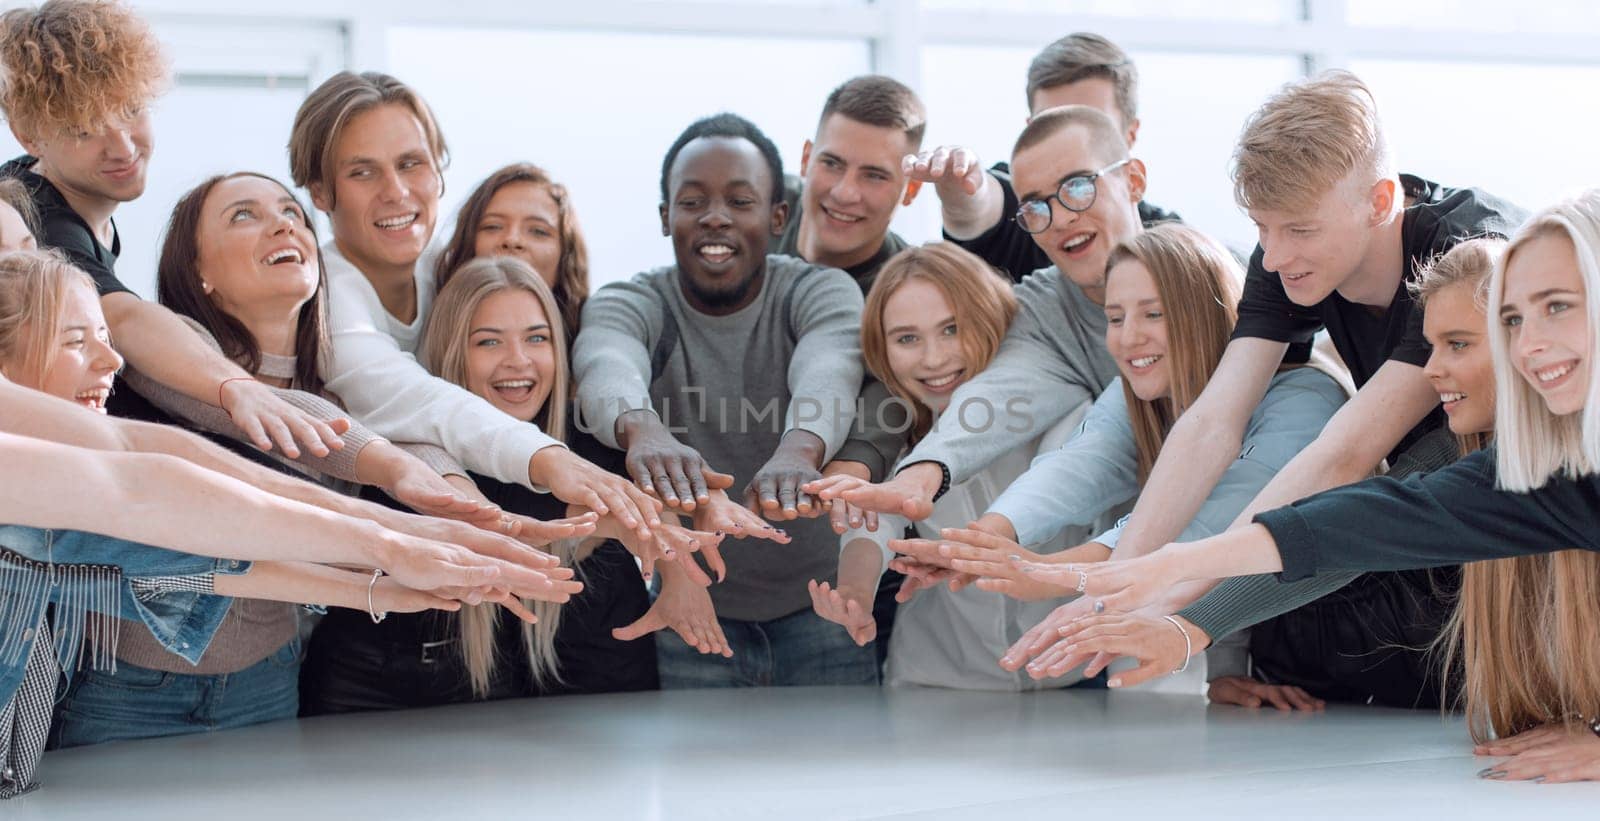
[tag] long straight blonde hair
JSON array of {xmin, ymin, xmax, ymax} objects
[
  {"xmin": 1103, "ymin": 224, "xmax": 1243, "ymax": 483},
  {"xmin": 1446, "ymin": 192, "xmax": 1600, "ymax": 741},
  {"xmin": 420, "ymin": 255, "xmax": 574, "ymax": 696}
]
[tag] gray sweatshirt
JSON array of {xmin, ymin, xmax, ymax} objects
[
  {"xmin": 900, "ymin": 267, "xmax": 1121, "ymax": 484},
  {"xmin": 573, "ymin": 254, "xmax": 865, "ymax": 621}
]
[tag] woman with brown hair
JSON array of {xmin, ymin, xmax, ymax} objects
[
  {"xmin": 814, "ymin": 225, "xmax": 1346, "ymax": 689},
  {"xmin": 434, "ymin": 163, "xmax": 589, "ymax": 348}
]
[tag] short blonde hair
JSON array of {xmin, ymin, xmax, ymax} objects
[
  {"xmin": 1488, "ymin": 189, "xmax": 1600, "ymax": 491},
  {"xmin": 1232, "ymin": 70, "xmax": 1392, "ymax": 214},
  {"xmin": 288, "ymin": 71, "xmax": 448, "ymax": 209},
  {"xmin": 0, "ymin": 248, "xmax": 97, "ymax": 386},
  {"xmin": 861, "ymin": 242, "xmax": 1017, "ymax": 444},
  {"xmin": 0, "ymin": 0, "xmax": 167, "ymax": 138}
]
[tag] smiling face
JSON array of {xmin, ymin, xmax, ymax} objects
[
  {"xmin": 661, "ymin": 136, "xmax": 786, "ymax": 313},
  {"xmin": 1249, "ymin": 171, "xmax": 1378, "ymax": 307},
  {"xmin": 196, "ymin": 175, "xmax": 318, "ymax": 318},
  {"xmin": 463, "ymin": 288, "xmax": 557, "ymax": 423},
  {"xmin": 1103, "ymin": 257, "xmax": 1171, "ymax": 401},
  {"xmin": 27, "ymin": 107, "xmax": 154, "ymax": 208},
  {"xmin": 0, "ymin": 201, "xmax": 35, "ymax": 252},
  {"xmin": 799, "ymin": 113, "xmax": 914, "ymax": 269},
  {"xmin": 1423, "ymin": 280, "xmax": 1496, "ymax": 436},
  {"xmin": 1010, "ymin": 123, "xmax": 1143, "ymax": 304},
  {"xmin": 881, "ymin": 277, "xmax": 968, "ymax": 414},
  {"xmin": 24, "ymin": 279, "xmax": 122, "ymax": 413},
  {"xmin": 473, "ymin": 181, "xmax": 563, "ymax": 288},
  {"xmin": 1500, "ymin": 232, "xmax": 1590, "ymax": 416},
  {"xmin": 315, "ymin": 103, "xmax": 441, "ymax": 280}
]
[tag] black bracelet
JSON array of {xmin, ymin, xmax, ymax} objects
[{"xmin": 931, "ymin": 462, "xmax": 952, "ymax": 503}]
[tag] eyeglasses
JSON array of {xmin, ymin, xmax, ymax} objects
[{"xmin": 1014, "ymin": 158, "xmax": 1131, "ymax": 235}]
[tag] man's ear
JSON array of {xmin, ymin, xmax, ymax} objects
[
  {"xmin": 1124, "ymin": 158, "xmax": 1148, "ymax": 204},
  {"xmin": 659, "ymin": 202, "xmax": 670, "ymax": 237},
  {"xmin": 1368, "ymin": 177, "xmax": 1398, "ymax": 226},
  {"xmin": 800, "ymin": 139, "xmax": 813, "ymax": 176},
  {"xmin": 771, "ymin": 200, "xmax": 790, "ymax": 236},
  {"xmin": 902, "ymin": 179, "xmax": 923, "ymax": 207},
  {"xmin": 1124, "ymin": 118, "xmax": 1142, "ymax": 151},
  {"xmin": 10, "ymin": 122, "xmax": 40, "ymax": 157},
  {"xmin": 309, "ymin": 181, "xmax": 332, "ymax": 214}
]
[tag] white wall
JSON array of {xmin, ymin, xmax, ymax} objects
[{"xmin": 6, "ymin": 0, "xmax": 1599, "ymax": 297}]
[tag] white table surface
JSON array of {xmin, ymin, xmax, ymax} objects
[{"xmin": 12, "ymin": 686, "xmax": 1594, "ymax": 819}]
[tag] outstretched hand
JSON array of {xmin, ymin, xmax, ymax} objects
[{"xmin": 612, "ymin": 565, "xmax": 732, "ymax": 657}]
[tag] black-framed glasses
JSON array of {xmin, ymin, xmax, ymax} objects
[{"xmin": 1014, "ymin": 158, "xmax": 1131, "ymax": 235}]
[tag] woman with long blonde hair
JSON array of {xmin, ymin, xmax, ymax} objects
[
  {"xmin": 301, "ymin": 256, "xmax": 723, "ymax": 707},
  {"xmin": 1057, "ymin": 190, "xmax": 1600, "ymax": 782}
]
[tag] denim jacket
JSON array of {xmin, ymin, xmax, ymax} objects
[{"xmin": 0, "ymin": 525, "xmax": 247, "ymax": 703}]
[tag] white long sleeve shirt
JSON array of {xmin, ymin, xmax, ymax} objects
[{"xmin": 320, "ymin": 242, "xmax": 563, "ymax": 488}]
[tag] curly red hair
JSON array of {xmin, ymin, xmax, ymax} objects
[{"xmin": 0, "ymin": 0, "xmax": 167, "ymax": 138}]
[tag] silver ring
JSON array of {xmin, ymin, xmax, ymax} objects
[{"xmin": 1075, "ymin": 570, "xmax": 1088, "ymax": 594}]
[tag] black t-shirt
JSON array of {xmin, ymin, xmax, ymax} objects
[
  {"xmin": 1232, "ymin": 174, "xmax": 1526, "ymax": 452},
  {"xmin": 0, "ymin": 155, "xmax": 130, "ymax": 296},
  {"xmin": 771, "ymin": 173, "xmax": 910, "ymax": 295},
  {"xmin": 948, "ymin": 161, "xmax": 1181, "ymax": 284}
]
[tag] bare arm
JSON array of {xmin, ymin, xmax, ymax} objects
[
  {"xmin": 1225, "ymin": 360, "xmax": 1439, "ymax": 526},
  {"xmin": 100, "ymin": 292, "xmax": 343, "ymax": 457},
  {"xmin": 1109, "ymin": 338, "xmax": 1286, "ymax": 558}
]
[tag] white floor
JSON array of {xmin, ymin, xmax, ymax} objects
[{"xmin": 13, "ymin": 686, "xmax": 1595, "ymax": 819}]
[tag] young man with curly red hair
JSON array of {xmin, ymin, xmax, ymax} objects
[{"xmin": 0, "ymin": 0, "xmax": 343, "ymax": 457}]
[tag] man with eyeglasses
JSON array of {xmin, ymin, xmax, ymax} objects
[
  {"xmin": 812, "ymin": 105, "xmax": 1138, "ymax": 532},
  {"xmin": 903, "ymin": 31, "xmax": 1180, "ymax": 283}
]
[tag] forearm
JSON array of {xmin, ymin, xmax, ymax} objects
[
  {"xmin": 1165, "ymin": 525, "xmax": 1286, "ymax": 582},
  {"xmin": 354, "ymin": 439, "xmax": 427, "ymax": 492},
  {"xmin": 1178, "ymin": 571, "xmax": 1361, "ymax": 642},
  {"xmin": 940, "ymin": 170, "xmax": 1005, "ymax": 241},
  {"xmin": 1, "ymin": 435, "xmax": 386, "ymax": 566},
  {"xmin": 103, "ymin": 296, "xmax": 249, "ymax": 403},
  {"xmin": 837, "ymin": 537, "xmax": 886, "ymax": 593},
  {"xmin": 774, "ymin": 429, "xmax": 827, "ymax": 472},
  {"xmin": 214, "ymin": 561, "xmax": 380, "ymax": 609},
  {"xmin": 1110, "ymin": 409, "xmax": 1244, "ymax": 558}
]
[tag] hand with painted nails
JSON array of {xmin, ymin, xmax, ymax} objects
[
  {"xmin": 808, "ymin": 579, "xmax": 877, "ymax": 647},
  {"xmin": 810, "ymin": 462, "xmax": 938, "ymax": 521},
  {"xmin": 811, "ymin": 461, "xmax": 880, "ymax": 535},
  {"xmin": 651, "ymin": 522, "xmax": 728, "ymax": 586},
  {"xmin": 745, "ymin": 430, "xmax": 828, "ymax": 521},
  {"xmin": 531, "ymin": 443, "xmax": 664, "ymax": 538},
  {"xmin": 694, "ymin": 488, "xmax": 792, "ymax": 545},
  {"xmin": 901, "ymin": 145, "xmax": 987, "ymax": 200},
  {"xmin": 612, "ymin": 561, "xmax": 733, "ymax": 657},
  {"xmin": 615, "ymin": 409, "xmax": 734, "ymax": 511},
  {"xmin": 1474, "ymin": 723, "xmax": 1600, "ymax": 783},
  {"xmin": 1207, "ymin": 676, "xmax": 1325, "ymax": 712}
]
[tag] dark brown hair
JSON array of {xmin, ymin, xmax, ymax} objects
[
  {"xmin": 156, "ymin": 172, "xmax": 329, "ymax": 395},
  {"xmin": 434, "ymin": 163, "xmax": 589, "ymax": 346},
  {"xmin": 819, "ymin": 74, "xmax": 927, "ymax": 150}
]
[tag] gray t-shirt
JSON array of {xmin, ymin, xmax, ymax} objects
[{"xmin": 573, "ymin": 254, "xmax": 865, "ymax": 622}]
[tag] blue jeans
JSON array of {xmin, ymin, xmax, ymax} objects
[
  {"xmin": 656, "ymin": 608, "xmax": 879, "ymax": 689},
  {"xmin": 48, "ymin": 637, "xmax": 303, "ymax": 749}
]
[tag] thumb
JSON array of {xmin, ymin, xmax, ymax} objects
[
  {"xmin": 328, "ymin": 417, "xmax": 352, "ymax": 436},
  {"xmin": 612, "ymin": 610, "xmax": 663, "ymax": 641},
  {"xmin": 702, "ymin": 468, "xmax": 736, "ymax": 490}
]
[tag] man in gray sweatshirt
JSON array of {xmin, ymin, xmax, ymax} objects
[{"xmin": 573, "ymin": 113, "xmax": 871, "ymax": 688}]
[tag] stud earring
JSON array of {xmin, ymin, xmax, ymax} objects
[{"xmin": 202, "ymin": 282, "xmax": 213, "ymax": 294}]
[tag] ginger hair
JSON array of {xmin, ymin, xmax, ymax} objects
[{"xmin": 0, "ymin": 0, "xmax": 167, "ymax": 139}]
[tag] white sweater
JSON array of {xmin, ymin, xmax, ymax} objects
[{"xmin": 321, "ymin": 242, "xmax": 562, "ymax": 487}]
